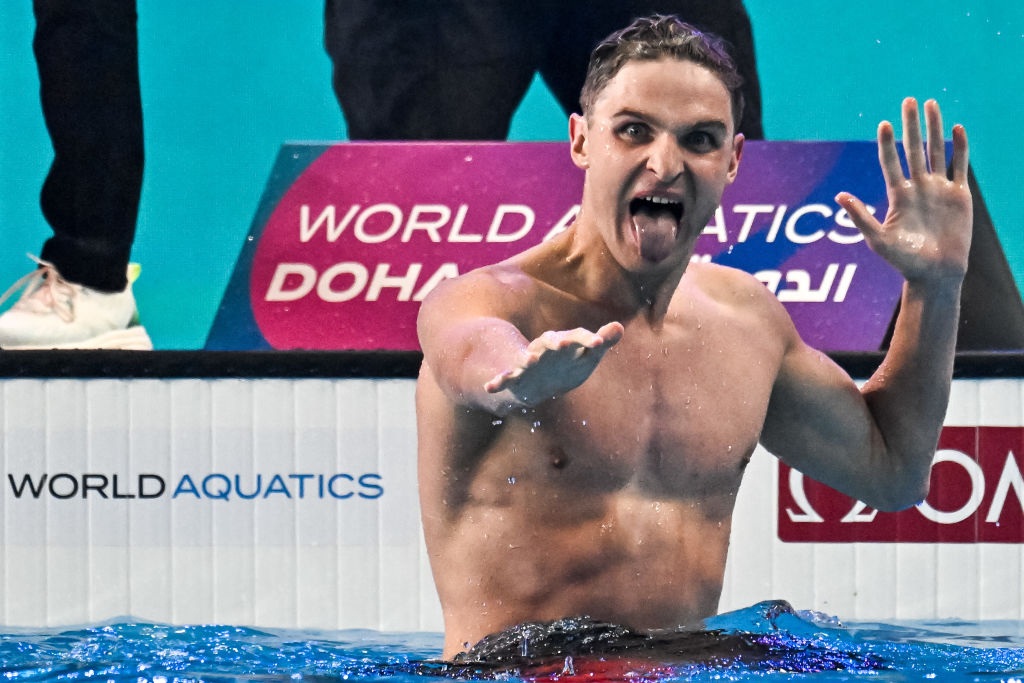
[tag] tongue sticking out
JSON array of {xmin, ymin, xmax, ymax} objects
[{"xmin": 631, "ymin": 199, "xmax": 680, "ymax": 263}]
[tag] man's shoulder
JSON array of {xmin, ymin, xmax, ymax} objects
[
  {"xmin": 421, "ymin": 259, "xmax": 537, "ymax": 315},
  {"xmin": 684, "ymin": 260, "xmax": 795, "ymax": 328},
  {"xmin": 686, "ymin": 260, "xmax": 777, "ymax": 304}
]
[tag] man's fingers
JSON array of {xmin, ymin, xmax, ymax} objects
[
  {"xmin": 541, "ymin": 326, "xmax": 618, "ymax": 351},
  {"xmin": 877, "ymin": 120, "xmax": 903, "ymax": 189},
  {"xmin": 901, "ymin": 97, "xmax": 927, "ymax": 178},
  {"xmin": 951, "ymin": 123, "xmax": 969, "ymax": 186},
  {"xmin": 485, "ymin": 363, "xmax": 529, "ymax": 393},
  {"xmin": 485, "ymin": 322, "xmax": 622, "ymax": 397},
  {"xmin": 596, "ymin": 321, "xmax": 625, "ymax": 346},
  {"xmin": 484, "ymin": 372, "xmax": 508, "ymax": 393},
  {"xmin": 924, "ymin": 99, "xmax": 946, "ymax": 176},
  {"xmin": 835, "ymin": 192, "xmax": 882, "ymax": 238}
]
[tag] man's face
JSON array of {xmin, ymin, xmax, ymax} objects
[{"xmin": 570, "ymin": 57, "xmax": 744, "ymax": 273}]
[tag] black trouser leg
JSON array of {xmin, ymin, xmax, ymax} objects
[{"xmin": 33, "ymin": 0, "xmax": 143, "ymax": 292}]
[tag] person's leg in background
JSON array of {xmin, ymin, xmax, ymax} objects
[
  {"xmin": 324, "ymin": 0, "xmax": 549, "ymax": 140},
  {"xmin": 0, "ymin": 0, "xmax": 152, "ymax": 349},
  {"xmin": 538, "ymin": 0, "xmax": 764, "ymax": 140}
]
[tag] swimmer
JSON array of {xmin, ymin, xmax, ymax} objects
[{"xmin": 416, "ymin": 15, "xmax": 972, "ymax": 658}]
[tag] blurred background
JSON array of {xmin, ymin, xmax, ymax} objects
[{"xmin": 1, "ymin": 1, "xmax": 1020, "ymax": 349}]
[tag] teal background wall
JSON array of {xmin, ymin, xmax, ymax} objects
[{"xmin": 1, "ymin": 1, "xmax": 1021, "ymax": 349}]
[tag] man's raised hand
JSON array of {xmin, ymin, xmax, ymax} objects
[
  {"xmin": 484, "ymin": 322, "xmax": 624, "ymax": 406},
  {"xmin": 837, "ymin": 98, "xmax": 972, "ymax": 285}
]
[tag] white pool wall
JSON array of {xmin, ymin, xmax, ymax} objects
[{"xmin": 0, "ymin": 377, "xmax": 1021, "ymax": 630}]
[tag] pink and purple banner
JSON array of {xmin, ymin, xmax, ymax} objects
[{"xmin": 207, "ymin": 141, "xmax": 904, "ymax": 351}]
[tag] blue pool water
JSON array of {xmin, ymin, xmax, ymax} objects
[{"xmin": 1, "ymin": 601, "xmax": 1023, "ymax": 682}]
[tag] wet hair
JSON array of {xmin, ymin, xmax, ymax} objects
[{"xmin": 579, "ymin": 15, "xmax": 745, "ymax": 131}]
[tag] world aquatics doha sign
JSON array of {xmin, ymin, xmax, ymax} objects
[{"xmin": 207, "ymin": 141, "xmax": 904, "ymax": 352}]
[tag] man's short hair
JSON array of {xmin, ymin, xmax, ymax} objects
[{"xmin": 579, "ymin": 15, "xmax": 745, "ymax": 131}]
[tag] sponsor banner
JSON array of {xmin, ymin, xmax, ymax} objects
[
  {"xmin": 778, "ymin": 426, "xmax": 1024, "ymax": 542},
  {"xmin": 2, "ymin": 469, "xmax": 388, "ymax": 549},
  {"xmin": 206, "ymin": 141, "xmax": 905, "ymax": 351},
  {"xmin": 5, "ymin": 472, "xmax": 384, "ymax": 502}
]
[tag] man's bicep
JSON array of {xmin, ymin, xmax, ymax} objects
[
  {"xmin": 760, "ymin": 337, "xmax": 879, "ymax": 489},
  {"xmin": 417, "ymin": 277, "xmax": 528, "ymax": 405}
]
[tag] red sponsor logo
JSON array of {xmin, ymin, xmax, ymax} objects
[{"xmin": 778, "ymin": 426, "xmax": 1024, "ymax": 542}]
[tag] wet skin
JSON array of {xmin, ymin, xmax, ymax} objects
[{"xmin": 417, "ymin": 58, "xmax": 972, "ymax": 657}]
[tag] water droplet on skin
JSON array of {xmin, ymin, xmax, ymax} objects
[
  {"xmin": 492, "ymin": 419, "xmax": 503, "ymax": 426},
  {"xmin": 898, "ymin": 232, "xmax": 926, "ymax": 250},
  {"xmin": 508, "ymin": 476, "xmax": 517, "ymax": 485},
  {"xmin": 727, "ymin": 445, "xmax": 733, "ymax": 453},
  {"xmin": 582, "ymin": 420, "xmax": 587, "ymax": 426}
]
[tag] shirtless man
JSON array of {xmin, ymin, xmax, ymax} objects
[{"xmin": 416, "ymin": 16, "xmax": 972, "ymax": 658}]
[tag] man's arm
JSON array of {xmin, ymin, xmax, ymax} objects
[
  {"xmin": 759, "ymin": 98, "xmax": 972, "ymax": 511},
  {"xmin": 417, "ymin": 269, "xmax": 623, "ymax": 416}
]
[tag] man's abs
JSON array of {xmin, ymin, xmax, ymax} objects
[{"xmin": 428, "ymin": 488, "xmax": 735, "ymax": 655}]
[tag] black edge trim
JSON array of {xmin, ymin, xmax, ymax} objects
[
  {"xmin": 1, "ymin": 350, "xmax": 1023, "ymax": 380},
  {"xmin": 0, "ymin": 350, "xmax": 424, "ymax": 379}
]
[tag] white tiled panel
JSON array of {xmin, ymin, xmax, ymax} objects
[{"xmin": 1, "ymin": 377, "xmax": 1021, "ymax": 629}]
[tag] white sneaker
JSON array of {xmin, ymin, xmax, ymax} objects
[{"xmin": 0, "ymin": 256, "xmax": 153, "ymax": 350}]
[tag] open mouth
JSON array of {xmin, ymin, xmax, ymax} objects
[
  {"xmin": 628, "ymin": 196, "xmax": 684, "ymax": 263},
  {"xmin": 629, "ymin": 195, "xmax": 684, "ymax": 223}
]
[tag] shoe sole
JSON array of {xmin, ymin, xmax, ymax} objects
[{"xmin": 0, "ymin": 326, "xmax": 154, "ymax": 351}]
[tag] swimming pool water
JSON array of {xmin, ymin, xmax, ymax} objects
[{"xmin": 1, "ymin": 601, "xmax": 1023, "ymax": 682}]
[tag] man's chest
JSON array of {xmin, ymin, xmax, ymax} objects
[{"xmin": 530, "ymin": 329, "xmax": 779, "ymax": 498}]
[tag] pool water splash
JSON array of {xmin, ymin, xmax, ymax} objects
[
  {"xmin": 0, "ymin": 623, "xmax": 430, "ymax": 682},
  {"xmin": 1, "ymin": 601, "xmax": 1023, "ymax": 681}
]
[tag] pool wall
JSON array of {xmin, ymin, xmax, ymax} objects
[{"xmin": 0, "ymin": 362, "xmax": 1021, "ymax": 629}]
